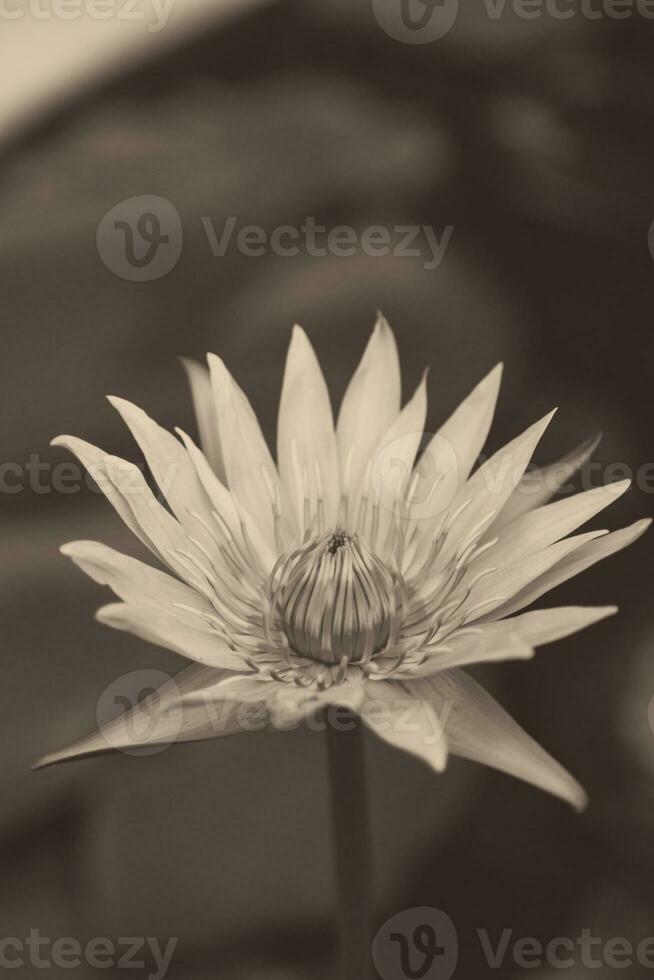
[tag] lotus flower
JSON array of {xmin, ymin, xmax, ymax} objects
[{"xmin": 35, "ymin": 317, "xmax": 649, "ymax": 810}]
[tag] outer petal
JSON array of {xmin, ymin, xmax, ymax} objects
[
  {"xmin": 403, "ymin": 669, "xmax": 587, "ymax": 810},
  {"xmin": 360, "ymin": 680, "xmax": 448, "ymax": 772},
  {"xmin": 277, "ymin": 326, "xmax": 340, "ymax": 530},
  {"xmin": 267, "ymin": 678, "xmax": 366, "ymax": 728},
  {"xmin": 503, "ymin": 604, "xmax": 618, "ymax": 645},
  {"xmin": 183, "ymin": 673, "xmax": 366, "ymax": 721},
  {"xmin": 419, "ymin": 363, "xmax": 503, "ymax": 519},
  {"xmin": 208, "ymin": 354, "xmax": 281, "ymax": 548},
  {"xmin": 180, "ymin": 357, "xmax": 226, "ymax": 482},
  {"xmin": 489, "ymin": 518, "xmax": 651, "ymax": 620},
  {"xmin": 463, "ymin": 529, "xmax": 607, "ymax": 623},
  {"xmin": 96, "ymin": 604, "xmax": 248, "ymax": 672},
  {"xmin": 433, "ymin": 410, "xmax": 556, "ymax": 569},
  {"xmin": 108, "ymin": 396, "xmax": 215, "ymax": 537},
  {"xmin": 52, "ymin": 437, "xmax": 210, "ymax": 583},
  {"xmin": 409, "ymin": 629, "xmax": 533, "ymax": 675},
  {"xmin": 492, "ymin": 432, "xmax": 602, "ymax": 532},
  {"xmin": 336, "ymin": 314, "xmax": 401, "ymax": 498},
  {"xmin": 51, "ymin": 435, "xmax": 160, "ymax": 558},
  {"xmin": 475, "ymin": 479, "xmax": 630, "ymax": 573},
  {"xmin": 412, "ymin": 605, "xmax": 617, "ymax": 676},
  {"xmin": 61, "ymin": 541, "xmax": 245, "ymax": 670},
  {"xmin": 32, "ymin": 664, "xmax": 251, "ymax": 770}
]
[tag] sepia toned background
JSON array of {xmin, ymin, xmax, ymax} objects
[{"xmin": 2, "ymin": 1, "xmax": 654, "ymax": 976}]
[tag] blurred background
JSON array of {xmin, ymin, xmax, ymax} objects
[{"xmin": 2, "ymin": 0, "xmax": 654, "ymax": 976}]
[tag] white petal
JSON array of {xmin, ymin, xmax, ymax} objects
[
  {"xmin": 492, "ymin": 432, "xmax": 602, "ymax": 532},
  {"xmin": 52, "ymin": 435, "xmax": 158, "ymax": 557},
  {"xmin": 184, "ymin": 673, "xmax": 366, "ymax": 719},
  {"xmin": 403, "ymin": 670, "xmax": 587, "ymax": 809},
  {"xmin": 466, "ymin": 529, "xmax": 607, "ymax": 623},
  {"xmin": 96, "ymin": 603, "xmax": 247, "ymax": 672},
  {"xmin": 411, "ymin": 629, "xmax": 533, "ymax": 675},
  {"xmin": 277, "ymin": 326, "xmax": 340, "ymax": 531},
  {"xmin": 367, "ymin": 373, "xmax": 428, "ymax": 537},
  {"xmin": 180, "ymin": 357, "xmax": 226, "ymax": 481},
  {"xmin": 502, "ymin": 604, "xmax": 618, "ymax": 645},
  {"xmin": 361, "ymin": 680, "xmax": 448, "ymax": 772},
  {"xmin": 208, "ymin": 353, "xmax": 280, "ymax": 548},
  {"xmin": 489, "ymin": 519, "xmax": 651, "ymax": 620},
  {"xmin": 336, "ymin": 314, "xmax": 401, "ymax": 499},
  {"xmin": 434, "ymin": 410, "xmax": 556, "ymax": 569},
  {"xmin": 52, "ymin": 437, "xmax": 202, "ymax": 579},
  {"xmin": 414, "ymin": 605, "xmax": 617, "ymax": 676},
  {"xmin": 108, "ymin": 396, "xmax": 215, "ymax": 535},
  {"xmin": 473, "ymin": 479, "xmax": 631, "ymax": 573},
  {"xmin": 176, "ymin": 428, "xmax": 276, "ymax": 572},
  {"xmin": 181, "ymin": 674, "xmax": 368, "ymax": 741},
  {"xmin": 61, "ymin": 541, "xmax": 244, "ymax": 670},
  {"xmin": 62, "ymin": 539, "xmax": 204, "ymax": 607},
  {"xmin": 419, "ymin": 363, "xmax": 503, "ymax": 519},
  {"xmin": 32, "ymin": 663, "xmax": 244, "ymax": 769}
]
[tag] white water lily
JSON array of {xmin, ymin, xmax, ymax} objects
[{"xmin": 35, "ymin": 317, "xmax": 649, "ymax": 810}]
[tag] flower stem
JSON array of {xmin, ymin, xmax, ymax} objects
[{"xmin": 326, "ymin": 711, "xmax": 373, "ymax": 980}]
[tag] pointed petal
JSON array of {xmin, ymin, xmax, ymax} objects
[
  {"xmin": 277, "ymin": 326, "xmax": 340, "ymax": 530},
  {"xmin": 404, "ymin": 669, "xmax": 587, "ymax": 810},
  {"xmin": 176, "ymin": 428, "xmax": 276, "ymax": 572},
  {"xmin": 435, "ymin": 410, "xmax": 557, "ymax": 568},
  {"xmin": 361, "ymin": 680, "xmax": 448, "ymax": 772},
  {"xmin": 411, "ymin": 629, "xmax": 533, "ymax": 675},
  {"xmin": 420, "ymin": 363, "xmax": 503, "ymax": 518},
  {"xmin": 51, "ymin": 435, "xmax": 158, "ymax": 557},
  {"xmin": 208, "ymin": 354, "xmax": 280, "ymax": 547},
  {"xmin": 503, "ymin": 604, "xmax": 618, "ymax": 645},
  {"xmin": 489, "ymin": 519, "xmax": 651, "ymax": 620},
  {"xmin": 336, "ymin": 314, "xmax": 401, "ymax": 499},
  {"xmin": 368, "ymin": 373, "xmax": 428, "ymax": 537},
  {"xmin": 61, "ymin": 541, "xmax": 244, "ymax": 670},
  {"xmin": 32, "ymin": 664, "xmax": 248, "ymax": 770},
  {"xmin": 466, "ymin": 529, "xmax": 607, "ymax": 623},
  {"xmin": 493, "ymin": 432, "xmax": 602, "ymax": 532},
  {"xmin": 52, "ymin": 437, "xmax": 201, "ymax": 578},
  {"xmin": 414, "ymin": 605, "xmax": 617, "ymax": 676},
  {"xmin": 108, "ymin": 396, "xmax": 215, "ymax": 535},
  {"xmin": 96, "ymin": 603, "xmax": 248, "ymax": 672},
  {"xmin": 180, "ymin": 357, "xmax": 226, "ymax": 481},
  {"xmin": 474, "ymin": 479, "xmax": 631, "ymax": 573}
]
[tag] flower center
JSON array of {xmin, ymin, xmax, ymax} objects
[{"xmin": 272, "ymin": 528, "xmax": 395, "ymax": 666}]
